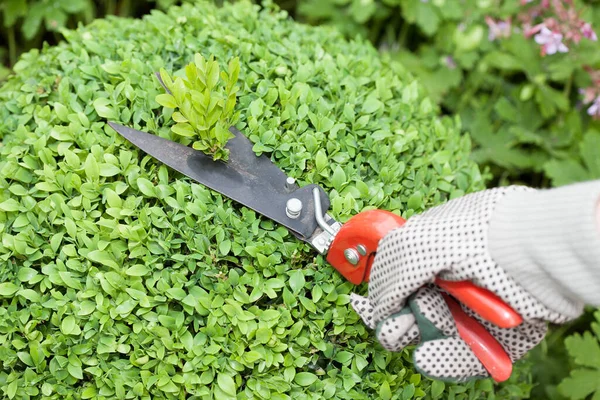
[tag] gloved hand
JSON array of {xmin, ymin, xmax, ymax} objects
[{"xmin": 350, "ymin": 186, "xmax": 586, "ymax": 382}]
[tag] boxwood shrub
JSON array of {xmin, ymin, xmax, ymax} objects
[{"xmin": 0, "ymin": 1, "xmax": 524, "ymax": 398}]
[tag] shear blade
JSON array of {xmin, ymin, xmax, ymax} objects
[{"xmin": 108, "ymin": 122, "xmax": 330, "ymax": 240}]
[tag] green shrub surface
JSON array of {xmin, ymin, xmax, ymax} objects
[{"xmin": 0, "ymin": 1, "xmax": 500, "ymax": 398}]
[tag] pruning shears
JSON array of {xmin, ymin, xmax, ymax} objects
[{"xmin": 107, "ymin": 77, "xmax": 522, "ymax": 383}]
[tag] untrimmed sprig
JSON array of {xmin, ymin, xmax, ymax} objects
[{"xmin": 156, "ymin": 54, "xmax": 240, "ymax": 161}]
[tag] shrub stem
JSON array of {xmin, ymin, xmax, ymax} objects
[{"xmin": 8, "ymin": 25, "xmax": 16, "ymax": 67}]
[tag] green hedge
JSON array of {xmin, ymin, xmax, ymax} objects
[{"xmin": 0, "ymin": 1, "xmax": 527, "ymax": 398}]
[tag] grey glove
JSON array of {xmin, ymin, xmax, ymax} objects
[{"xmin": 351, "ymin": 186, "xmax": 587, "ymax": 382}]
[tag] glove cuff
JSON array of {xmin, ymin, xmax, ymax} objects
[{"xmin": 488, "ymin": 181, "xmax": 600, "ymax": 318}]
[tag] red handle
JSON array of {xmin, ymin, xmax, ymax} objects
[
  {"xmin": 442, "ymin": 293, "xmax": 513, "ymax": 382},
  {"xmin": 436, "ymin": 279, "xmax": 522, "ymax": 328},
  {"xmin": 326, "ymin": 210, "xmax": 404, "ymax": 285}
]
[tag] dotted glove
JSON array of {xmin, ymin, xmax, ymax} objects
[{"xmin": 350, "ymin": 187, "xmax": 581, "ymax": 382}]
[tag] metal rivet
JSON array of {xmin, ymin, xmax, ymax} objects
[
  {"xmin": 285, "ymin": 177, "xmax": 296, "ymax": 191},
  {"xmin": 286, "ymin": 198, "xmax": 302, "ymax": 219},
  {"xmin": 356, "ymin": 244, "xmax": 367, "ymax": 256},
  {"xmin": 344, "ymin": 248, "xmax": 360, "ymax": 265}
]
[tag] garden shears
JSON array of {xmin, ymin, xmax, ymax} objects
[{"xmin": 108, "ymin": 91, "xmax": 522, "ymax": 383}]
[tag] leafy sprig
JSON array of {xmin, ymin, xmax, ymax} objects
[
  {"xmin": 156, "ymin": 54, "xmax": 240, "ymax": 161},
  {"xmin": 558, "ymin": 310, "xmax": 600, "ymax": 400}
]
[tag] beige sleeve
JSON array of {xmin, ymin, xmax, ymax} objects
[{"xmin": 488, "ymin": 180, "xmax": 600, "ymax": 318}]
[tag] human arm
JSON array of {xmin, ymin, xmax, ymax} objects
[
  {"xmin": 597, "ymin": 198, "xmax": 600, "ymax": 235},
  {"xmin": 488, "ymin": 179, "xmax": 600, "ymax": 314}
]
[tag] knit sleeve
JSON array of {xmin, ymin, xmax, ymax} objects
[{"xmin": 488, "ymin": 180, "xmax": 600, "ymax": 318}]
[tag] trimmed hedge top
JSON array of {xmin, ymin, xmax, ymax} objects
[{"xmin": 0, "ymin": 1, "xmax": 488, "ymax": 398}]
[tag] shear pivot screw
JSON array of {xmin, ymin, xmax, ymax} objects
[
  {"xmin": 286, "ymin": 198, "xmax": 303, "ymax": 219},
  {"xmin": 344, "ymin": 248, "xmax": 360, "ymax": 265}
]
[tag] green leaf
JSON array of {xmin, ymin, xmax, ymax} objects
[
  {"xmin": 0, "ymin": 198, "xmax": 20, "ymax": 212},
  {"xmin": 6, "ymin": 379, "xmax": 17, "ymax": 399},
  {"xmin": 402, "ymin": 383, "xmax": 415, "ymax": 399},
  {"xmin": 81, "ymin": 386, "xmax": 97, "ymax": 399},
  {"xmin": 206, "ymin": 59, "xmax": 220, "ymax": 90},
  {"xmin": 379, "ymin": 381, "xmax": 392, "ymax": 400},
  {"xmin": 362, "ymin": 97, "xmax": 381, "ymax": 114},
  {"xmin": 219, "ymin": 239, "xmax": 231, "ymax": 255},
  {"xmin": 17, "ymin": 268, "xmax": 38, "ymax": 282},
  {"xmin": 431, "ymin": 380, "xmax": 445, "ymax": 398},
  {"xmin": 217, "ymin": 373, "xmax": 236, "ymax": 396},
  {"xmin": 299, "ymin": 296, "xmax": 316, "ymax": 313},
  {"xmin": 61, "ymin": 315, "xmax": 77, "ymax": 335},
  {"xmin": 315, "ymin": 150, "xmax": 327, "ymax": 172},
  {"xmin": 294, "ymin": 372, "xmax": 318, "ymax": 386},
  {"xmin": 136, "ymin": 178, "xmax": 156, "ymax": 197},
  {"xmin": 93, "ymin": 98, "xmax": 117, "ymax": 119},
  {"xmin": 334, "ymin": 351, "xmax": 353, "ymax": 364},
  {"xmin": 288, "ymin": 270, "xmax": 305, "ymax": 294},
  {"xmin": 544, "ymin": 159, "xmax": 590, "ymax": 187},
  {"xmin": 484, "ymin": 51, "xmax": 524, "ymax": 71},
  {"xmin": 156, "ymin": 94, "xmax": 178, "ymax": 108},
  {"xmin": 79, "ymin": 301, "xmax": 96, "ymax": 316},
  {"xmin": 171, "ymin": 123, "xmax": 196, "ymax": 137},
  {"xmin": 558, "ymin": 369, "xmax": 600, "ymax": 399},
  {"xmin": 249, "ymin": 99, "xmax": 264, "ymax": 118},
  {"xmin": 564, "ymin": 332, "xmax": 600, "ymax": 369},
  {"xmin": 99, "ymin": 163, "xmax": 120, "ymax": 177},
  {"xmin": 126, "ymin": 265, "xmax": 150, "ymax": 276},
  {"xmin": 18, "ymin": 289, "xmax": 41, "ymax": 302},
  {"xmin": 407, "ymin": 191, "xmax": 423, "ymax": 210},
  {"xmin": 2, "ymin": 0, "xmax": 27, "ymax": 27},
  {"xmin": 331, "ymin": 166, "xmax": 346, "ymax": 191},
  {"xmin": 87, "ymin": 250, "xmax": 119, "ymax": 269},
  {"xmin": 84, "ymin": 154, "xmax": 99, "ymax": 181},
  {"xmin": 255, "ymin": 327, "xmax": 272, "ymax": 344},
  {"xmin": 0, "ymin": 282, "xmax": 20, "ymax": 296},
  {"xmin": 581, "ymin": 130, "xmax": 600, "ymax": 177},
  {"xmin": 21, "ymin": 2, "xmax": 44, "ymax": 39},
  {"xmin": 68, "ymin": 362, "xmax": 83, "ymax": 379}
]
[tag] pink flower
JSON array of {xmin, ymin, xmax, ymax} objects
[
  {"xmin": 444, "ymin": 56, "xmax": 457, "ymax": 69},
  {"xmin": 485, "ymin": 16, "xmax": 512, "ymax": 41},
  {"xmin": 534, "ymin": 26, "xmax": 569, "ymax": 55},
  {"xmin": 579, "ymin": 87, "xmax": 597, "ymax": 104},
  {"xmin": 586, "ymin": 96, "xmax": 600, "ymax": 118},
  {"xmin": 524, "ymin": 23, "xmax": 545, "ymax": 37},
  {"xmin": 581, "ymin": 22, "xmax": 597, "ymax": 41}
]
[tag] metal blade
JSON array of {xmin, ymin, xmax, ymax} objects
[{"xmin": 108, "ymin": 122, "xmax": 330, "ymax": 240}]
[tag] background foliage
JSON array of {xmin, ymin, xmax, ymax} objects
[
  {"xmin": 289, "ymin": 0, "xmax": 600, "ymax": 188},
  {"xmin": 1, "ymin": 0, "xmax": 600, "ymax": 399},
  {"xmin": 0, "ymin": 0, "xmax": 182, "ymax": 80}
]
